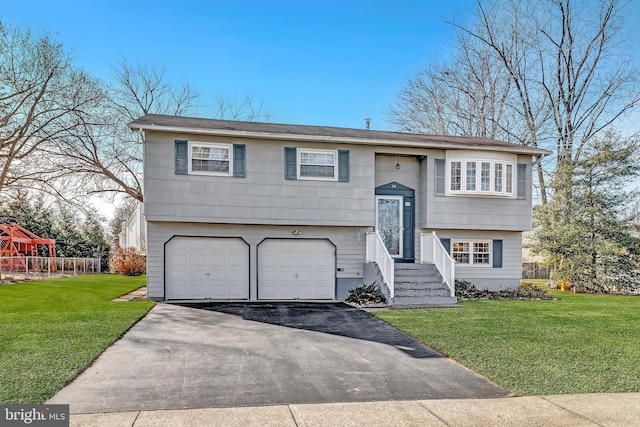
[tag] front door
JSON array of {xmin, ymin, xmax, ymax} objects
[
  {"xmin": 375, "ymin": 182, "xmax": 415, "ymax": 262},
  {"xmin": 376, "ymin": 196, "xmax": 403, "ymax": 258}
]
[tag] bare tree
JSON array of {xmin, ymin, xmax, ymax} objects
[
  {"xmin": 46, "ymin": 58, "xmax": 201, "ymax": 203},
  {"xmin": 389, "ymin": 0, "xmax": 639, "ymax": 204},
  {"xmin": 50, "ymin": 60, "xmax": 272, "ymax": 204},
  {"xmin": 0, "ymin": 24, "xmax": 272, "ymax": 206},
  {"xmin": 389, "ymin": 32, "xmax": 515, "ymax": 140},
  {"xmin": 0, "ymin": 23, "xmax": 103, "ymax": 198},
  {"xmin": 110, "ymin": 57, "xmax": 200, "ymax": 121},
  {"xmin": 214, "ymin": 93, "xmax": 272, "ymax": 122}
]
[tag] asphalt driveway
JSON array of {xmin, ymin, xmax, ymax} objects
[{"xmin": 48, "ymin": 302, "xmax": 509, "ymax": 414}]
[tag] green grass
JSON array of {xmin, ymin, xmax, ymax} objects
[
  {"xmin": 376, "ymin": 290, "xmax": 640, "ymax": 395},
  {"xmin": 0, "ymin": 274, "xmax": 154, "ymax": 404}
]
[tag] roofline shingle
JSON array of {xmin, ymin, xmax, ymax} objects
[{"xmin": 129, "ymin": 114, "xmax": 552, "ymax": 156}]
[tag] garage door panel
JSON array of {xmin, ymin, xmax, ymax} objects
[
  {"xmin": 258, "ymin": 239, "xmax": 335, "ymax": 300},
  {"xmin": 189, "ymin": 254, "xmax": 209, "ymax": 267},
  {"xmin": 188, "ymin": 286, "xmax": 208, "ymax": 299},
  {"xmin": 227, "ymin": 254, "xmax": 247, "ymax": 266},
  {"xmin": 166, "ymin": 237, "xmax": 249, "ymax": 300}
]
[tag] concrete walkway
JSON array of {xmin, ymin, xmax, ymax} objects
[{"xmin": 70, "ymin": 393, "xmax": 640, "ymax": 426}]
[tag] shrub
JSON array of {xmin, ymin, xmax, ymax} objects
[
  {"xmin": 109, "ymin": 249, "xmax": 146, "ymax": 276},
  {"xmin": 455, "ymin": 279, "xmax": 483, "ymax": 299},
  {"xmin": 345, "ymin": 283, "xmax": 387, "ymax": 305},
  {"xmin": 455, "ymin": 279, "xmax": 554, "ymax": 300}
]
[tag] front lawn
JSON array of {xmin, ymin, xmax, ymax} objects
[
  {"xmin": 0, "ymin": 274, "xmax": 154, "ymax": 404},
  {"xmin": 376, "ymin": 290, "xmax": 640, "ymax": 395}
]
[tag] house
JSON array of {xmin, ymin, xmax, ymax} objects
[
  {"xmin": 117, "ymin": 201, "xmax": 147, "ymax": 253},
  {"xmin": 129, "ymin": 114, "xmax": 550, "ymax": 305}
]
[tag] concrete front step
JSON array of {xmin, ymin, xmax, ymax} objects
[
  {"xmin": 393, "ymin": 276, "xmax": 447, "ymax": 287},
  {"xmin": 394, "ymin": 287, "xmax": 451, "ymax": 298},
  {"xmin": 394, "ymin": 264, "xmax": 440, "ymax": 272},
  {"xmin": 392, "ymin": 296, "xmax": 458, "ymax": 306},
  {"xmin": 391, "ymin": 263, "xmax": 455, "ymax": 306}
]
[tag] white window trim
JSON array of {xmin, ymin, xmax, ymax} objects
[
  {"xmin": 297, "ymin": 148, "xmax": 338, "ymax": 181},
  {"xmin": 446, "ymin": 158, "xmax": 515, "ymax": 198},
  {"xmin": 452, "ymin": 240, "xmax": 492, "ymax": 267},
  {"xmin": 188, "ymin": 141, "xmax": 233, "ymax": 176}
]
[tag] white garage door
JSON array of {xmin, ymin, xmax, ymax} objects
[
  {"xmin": 258, "ymin": 239, "xmax": 335, "ymax": 300},
  {"xmin": 165, "ymin": 237, "xmax": 249, "ymax": 300}
]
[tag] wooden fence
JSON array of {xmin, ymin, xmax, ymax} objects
[{"xmin": 522, "ymin": 262, "xmax": 551, "ymax": 280}]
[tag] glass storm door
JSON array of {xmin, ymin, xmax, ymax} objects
[{"xmin": 376, "ymin": 196, "xmax": 403, "ymax": 258}]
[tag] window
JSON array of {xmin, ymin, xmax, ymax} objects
[
  {"xmin": 506, "ymin": 164, "xmax": 513, "ymax": 194},
  {"xmin": 447, "ymin": 158, "xmax": 515, "ymax": 197},
  {"xmin": 452, "ymin": 240, "xmax": 491, "ymax": 265},
  {"xmin": 466, "ymin": 161, "xmax": 476, "ymax": 191},
  {"xmin": 299, "ymin": 150, "xmax": 336, "ymax": 179},
  {"xmin": 450, "ymin": 161, "xmax": 461, "ymax": 191},
  {"xmin": 452, "ymin": 242, "xmax": 470, "ymax": 264},
  {"xmin": 299, "ymin": 150, "xmax": 337, "ymax": 179},
  {"xmin": 189, "ymin": 143, "xmax": 232, "ymax": 175},
  {"xmin": 473, "ymin": 242, "xmax": 490, "ymax": 264},
  {"xmin": 494, "ymin": 163, "xmax": 503, "ymax": 193},
  {"xmin": 285, "ymin": 147, "xmax": 349, "ymax": 182},
  {"xmin": 480, "ymin": 162, "xmax": 491, "ymax": 192}
]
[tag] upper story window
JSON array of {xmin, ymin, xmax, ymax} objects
[
  {"xmin": 447, "ymin": 156, "xmax": 516, "ymax": 197},
  {"xmin": 190, "ymin": 143, "xmax": 232, "ymax": 175},
  {"xmin": 285, "ymin": 147, "xmax": 350, "ymax": 182},
  {"xmin": 298, "ymin": 149, "xmax": 338, "ymax": 180}
]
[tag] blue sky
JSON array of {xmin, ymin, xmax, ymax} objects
[
  {"xmin": 2, "ymin": 0, "xmax": 639, "ymax": 132},
  {"xmin": 0, "ymin": 1, "xmax": 497, "ymax": 130}
]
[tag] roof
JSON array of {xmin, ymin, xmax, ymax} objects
[{"xmin": 129, "ymin": 114, "xmax": 552, "ymax": 156}]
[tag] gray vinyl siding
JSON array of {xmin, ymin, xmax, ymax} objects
[
  {"xmin": 144, "ymin": 132, "xmax": 374, "ymax": 226},
  {"xmin": 374, "ymin": 155, "xmax": 421, "ymax": 189},
  {"xmin": 431, "ymin": 229, "xmax": 522, "ymax": 291},
  {"xmin": 146, "ymin": 221, "xmax": 370, "ymax": 300}
]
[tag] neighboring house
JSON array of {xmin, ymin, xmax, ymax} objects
[
  {"xmin": 129, "ymin": 114, "xmax": 550, "ymax": 305},
  {"xmin": 118, "ymin": 202, "xmax": 147, "ymax": 253}
]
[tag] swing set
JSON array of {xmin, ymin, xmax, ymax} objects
[{"xmin": 0, "ymin": 223, "xmax": 57, "ymax": 272}]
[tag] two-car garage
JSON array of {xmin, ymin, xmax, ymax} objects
[{"xmin": 165, "ymin": 237, "xmax": 336, "ymax": 300}]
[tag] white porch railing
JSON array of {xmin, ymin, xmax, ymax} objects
[
  {"xmin": 420, "ymin": 232, "xmax": 455, "ymax": 297},
  {"xmin": 365, "ymin": 232, "xmax": 395, "ymax": 298}
]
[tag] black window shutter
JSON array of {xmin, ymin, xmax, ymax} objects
[
  {"xmin": 435, "ymin": 159, "xmax": 445, "ymax": 195},
  {"xmin": 284, "ymin": 147, "xmax": 297, "ymax": 180},
  {"xmin": 338, "ymin": 150, "xmax": 350, "ymax": 182},
  {"xmin": 175, "ymin": 140, "xmax": 188, "ymax": 175},
  {"xmin": 440, "ymin": 238, "xmax": 451, "ymax": 255},
  {"xmin": 493, "ymin": 239, "xmax": 503, "ymax": 268},
  {"xmin": 233, "ymin": 144, "xmax": 246, "ymax": 178},
  {"xmin": 517, "ymin": 163, "xmax": 527, "ymax": 199}
]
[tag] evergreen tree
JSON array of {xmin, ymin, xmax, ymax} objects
[
  {"xmin": 532, "ymin": 132, "xmax": 640, "ymax": 291},
  {"xmin": 0, "ymin": 193, "xmax": 110, "ymax": 263}
]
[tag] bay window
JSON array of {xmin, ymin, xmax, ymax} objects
[{"xmin": 447, "ymin": 158, "xmax": 515, "ymax": 197}]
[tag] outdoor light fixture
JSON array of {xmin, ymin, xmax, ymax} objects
[{"xmin": 292, "ymin": 230, "xmax": 301, "ymax": 236}]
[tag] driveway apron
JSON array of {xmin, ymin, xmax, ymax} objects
[{"xmin": 48, "ymin": 303, "xmax": 509, "ymax": 413}]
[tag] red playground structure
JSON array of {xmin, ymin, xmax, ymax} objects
[{"xmin": 0, "ymin": 223, "xmax": 57, "ymax": 272}]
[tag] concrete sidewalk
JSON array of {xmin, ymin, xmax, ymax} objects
[{"xmin": 71, "ymin": 393, "xmax": 640, "ymax": 426}]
